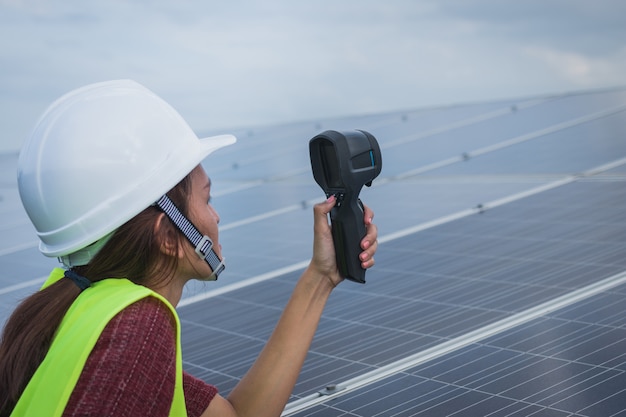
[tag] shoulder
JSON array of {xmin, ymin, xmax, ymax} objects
[
  {"xmin": 66, "ymin": 296, "xmax": 178, "ymax": 416},
  {"xmin": 112, "ymin": 295, "xmax": 176, "ymax": 332},
  {"xmin": 85, "ymin": 295, "xmax": 178, "ymax": 368},
  {"xmin": 95, "ymin": 295, "xmax": 177, "ymax": 349}
]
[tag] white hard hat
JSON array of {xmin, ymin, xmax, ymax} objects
[{"xmin": 17, "ymin": 79, "xmax": 236, "ymax": 258}]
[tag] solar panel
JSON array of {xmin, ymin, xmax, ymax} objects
[
  {"xmin": 281, "ymin": 181, "xmax": 626, "ymax": 416},
  {"xmin": 1, "ymin": 87, "xmax": 625, "ymax": 415}
]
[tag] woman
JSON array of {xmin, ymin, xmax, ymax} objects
[{"xmin": 0, "ymin": 80, "xmax": 378, "ymax": 417}]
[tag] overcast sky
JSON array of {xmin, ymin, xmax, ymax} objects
[{"xmin": 1, "ymin": 0, "xmax": 625, "ymax": 152}]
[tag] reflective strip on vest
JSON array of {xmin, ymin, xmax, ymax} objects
[{"xmin": 11, "ymin": 268, "xmax": 187, "ymax": 417}]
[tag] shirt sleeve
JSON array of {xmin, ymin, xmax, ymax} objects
[
  {"xmin": 64, "ymin": 296, "xmax": 218, "ymax": 417},
  {"xmin": 183, "ymin": 371, "xmax": 219, "ymax": 417}
]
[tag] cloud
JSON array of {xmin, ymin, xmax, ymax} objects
[
  {"xmin": 0, "ymin": 0, "xmax": 625, "ymax": 153},
  {"xmin": 524, "ymin": 45, "xmax": 626, "ymax": 86},
  {"xmin": 434, "ymin": 0, "xmax": 626, "ymax": 56}
]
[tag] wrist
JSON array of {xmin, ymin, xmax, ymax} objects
[{"xmin": 303, "ymin": 264, "xmax": 340, "ymax": 294}]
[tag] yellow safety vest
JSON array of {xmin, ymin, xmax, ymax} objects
[{"xmin": 11, "ymin": 268, "xmax": 187, "ymax": 416}]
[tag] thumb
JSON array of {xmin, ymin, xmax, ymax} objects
[{"xmin": 313, "ymin": 195, "xmax": 336, "ymax": 230}]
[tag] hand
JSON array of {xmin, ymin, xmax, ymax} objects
[
  {"xmin": 359, "ymin": 202, "xmax": 377, "ymax": 270},
  {"xmin": 311, "ymin": 195, "xmax": 378, "ymax": 288}
]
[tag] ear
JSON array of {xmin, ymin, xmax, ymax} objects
[{"xmin": 154, "ymin": 212, "xmax": 184, "ymax": 258}]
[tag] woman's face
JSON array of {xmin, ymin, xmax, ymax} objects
[{"xmin": 182, "ymin": 165, "xmax": 222, "ymax": 279}]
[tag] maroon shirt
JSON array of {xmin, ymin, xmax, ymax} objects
[{"xmin": 63, "ymin": 297, "xmax": 217, "ymax": 416}]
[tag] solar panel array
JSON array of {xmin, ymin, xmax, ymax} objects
[{"xmin": 1, "ymin": 87, "xmax": 625, "ymax": 416}]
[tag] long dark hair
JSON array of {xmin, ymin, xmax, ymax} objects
[{"xmin": 0, "ymin": 174, "xmax": 192, "ymax": 415}]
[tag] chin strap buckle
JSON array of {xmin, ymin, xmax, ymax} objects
[{"xmin": 195, "ymin": 235, "xmax": 213, "ymax": 259}]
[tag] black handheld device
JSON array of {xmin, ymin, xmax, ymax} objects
[{"xmin": 309, "ymin": 130, "xmax": 382, "ymax": 283}]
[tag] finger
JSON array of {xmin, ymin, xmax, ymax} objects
[
  {"xmin": 313, "ymin": 195, "xmax": 336, "ymax": 225},
  {"xmin": 361, "ymin": 253, "xmax": 375, "ymax": 269},
  {"xmin": 360, "ymin": 237, "xmax": 378, "ymax": 262},
  {"xmin": 361, "ymin": 221, "xmax": 378, "ymax": 250},
  {"xmin": 362, "ymin": 204, "xmax": 374, "ymax": 225},
  {"xmin": 316, "ymin": 194, "xmax": 336, "ymax": 213}
]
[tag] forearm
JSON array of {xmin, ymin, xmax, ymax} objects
[{"xmin": 226, "ymin": 264, "xmax": 335, "ymax": 417}]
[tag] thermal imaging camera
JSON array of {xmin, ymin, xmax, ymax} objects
[{"xmin": 309, "ymin": 130, "xmax": 382, "ymax": 283}]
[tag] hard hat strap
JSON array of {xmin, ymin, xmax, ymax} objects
[{"xmin": 154, "ymin": 195, "xmax": 225, "ymax": 280}]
